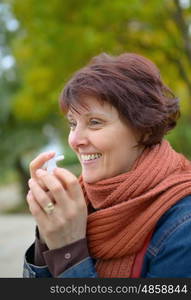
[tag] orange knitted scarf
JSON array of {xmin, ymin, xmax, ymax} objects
[{"xmin": 79, "ymin": 139, "xmax": 191, "ymax": 277}]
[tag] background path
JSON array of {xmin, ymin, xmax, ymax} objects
[{"xmin": 0, "ymin": 214, "xmax": 35, "ymax": 278}]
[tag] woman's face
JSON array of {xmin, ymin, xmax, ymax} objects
[{"xmin": 67, "ymin": 97, "xmax": 143, "ymax": 183}]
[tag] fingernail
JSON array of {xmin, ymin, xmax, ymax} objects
[{"xmin": 48, "ymin": 151, "xmax": 55, "ymax": 156}]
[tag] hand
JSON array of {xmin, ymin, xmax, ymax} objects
[
  {"xmin": 27, "ymin": 151, "xmax": 56, "ymax": 243},
  {"xmin": 27, "ymin": 167, "xmax": 87, "ymax": 250}
]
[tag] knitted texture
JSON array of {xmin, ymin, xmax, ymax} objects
[{"xmin": 79, "ymin": 139, "xmax": 191, "ymax": 277}]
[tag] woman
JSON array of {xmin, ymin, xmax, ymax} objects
[{"xmin": 24, "ymin": 53, "xmax": 191, "ymax": 278}]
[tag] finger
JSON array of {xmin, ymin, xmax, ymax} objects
[
  {"xmin": 35, "ymin": 169, "xmax": 69, "ymax": 206},
  {"xmin": 53, "ymin": 168, "xmax": 83, "ymax": 202},
  {"xmin": 26, "ymin": 190, "xmax": 47, "ymax": 219},
  {"xmin": 28, "ymin": 178, "xmax": 56, "ymax": 213},
  {"xmin": 29, "ymin": 151, "xmax": 55, "ymax": 190},
  {"xmin": 26, "ymin": 191, "xmax": 48, "ymax": 244},
  {"xmin": 30, "ymin": 151, "xmax": 55, "ymax": 178}
]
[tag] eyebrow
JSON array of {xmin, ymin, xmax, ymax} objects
[{"xmin": 66, "ymin": 112, "xmax": 109, "ymax": 119}]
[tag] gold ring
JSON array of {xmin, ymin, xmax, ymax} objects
[{"xmin": 44, "ymin": 202, "xmax": 55, "ymax": 214}]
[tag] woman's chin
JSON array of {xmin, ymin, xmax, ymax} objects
[
  {"xmin": 82, "ymin": 176, "xmax": 100, "ymax": 184},
  {"xmin": 82, "ymin": 172, "xmax": 104, "ymax": 184}
]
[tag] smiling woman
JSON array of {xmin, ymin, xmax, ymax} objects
[{"xmin": 23, "ymin": 52, "xmax": 191, "ymax": 278}]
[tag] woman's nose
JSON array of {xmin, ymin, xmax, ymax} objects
[{"xmin": 68, "ymin": 127, "xmax": 88, "ymax": 149}]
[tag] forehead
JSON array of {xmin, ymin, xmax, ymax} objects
[{"xmin": 67, "ymin": 96, "xmax": 116, "ymax": 117}]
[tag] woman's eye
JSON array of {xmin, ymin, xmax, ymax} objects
[{"xmin": 89, "ymin": 119, "xmax": 102, "ymax": 126}]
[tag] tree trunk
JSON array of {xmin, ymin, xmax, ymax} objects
[{"xmin": 14, "ymin": 157, "xmax": 29, "ymax": 202}]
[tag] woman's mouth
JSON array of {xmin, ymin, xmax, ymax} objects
[{"xmin": 80, "ymin": 153, "xmax": 102, "ymax": 164}]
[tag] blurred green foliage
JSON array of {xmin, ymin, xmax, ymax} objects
[
  {"xmin": 0, "ymin": 0, "xmax": 191, "ymax": 208},
  {"xmin": 7, "ymin": 0, "xmax": 191, "ymax": 120}
]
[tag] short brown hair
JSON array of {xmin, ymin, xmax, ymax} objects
[{"xmin": 60, "ymin": 52, "xmax": 180, "ymax": 146}]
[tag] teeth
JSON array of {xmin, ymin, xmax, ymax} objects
[{"xmin": 81, "ymin": 153, "xmax": 102, "ymax": 161}]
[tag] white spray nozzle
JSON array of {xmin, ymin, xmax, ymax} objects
[{"xmin": 43, "ymin": 154, "xmax": 65, "ymax": 173}]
